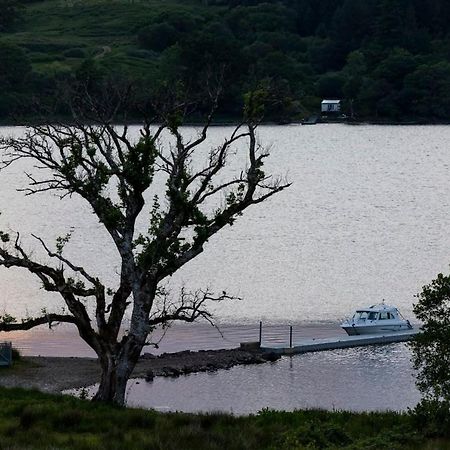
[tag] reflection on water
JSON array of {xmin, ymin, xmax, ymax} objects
[
  {"xmin": 73, "ymin": 342, "xmax": 420, "ymax": 414},
  {"xmin": 124, "ymin": 344, "xmax": 419, "ymax": 414}
]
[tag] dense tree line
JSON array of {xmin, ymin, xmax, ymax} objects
[{"xmin": 1, "ymin": 0, "xmax": 450, "ymax": 121}]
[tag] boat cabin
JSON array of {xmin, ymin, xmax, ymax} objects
[
  {"xmin": 352, "ymin": 309, "xmax": 398, "ymax": 322},
  {"xmin": 341, "ymin": 303, "xmax": 412, "ymax": 335}
]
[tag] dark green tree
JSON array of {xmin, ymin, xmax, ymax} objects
[
  {"xmin": 0, "ymin": 41, "xmax": 32, "ymax": 117},
  {"xmin": 0, "ymin": 0, "xmax": 22, "ymax": 32},
  {"xmin": 226, "ymin": 3, "xmax": 295, "ymax": 38},
  {"xmin": 359, "ymin": 48, "xmax": 418, "ymax": 118},
  {"xmin": 138, "ymin": 23, "xmax": 179, "ymax": 52},
  {"xmin": 404, "ymin": 61, "xmax": 450, "ymax": 119},
  {"xmin": 373, "ymin": 48, "xmax": 417, "ymax": 88},
  {"xmin": 374, "ymin": 0, "xmax": 423, "ymax": 52},
  {"xmin": 410, "ymin": 272, "xmax": 450, "ymax": 417},
  {"xmin": 329, "ymin": 0, "xmax": 376, "ymax": 53},
  {"xmin": 0, "ymin": 41, "xmax": 31, "ymax": 87},
  {"xmin": 342, "ymin": 51, "xmax": 368, "ymax": 117},
  {"xmin": 316, "ymin": 73, "xmax": 344, "ymax": 99}
]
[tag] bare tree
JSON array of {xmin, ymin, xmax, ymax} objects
[{"xmin": 0, "ymin": 90, "xmax": 289, "ymax": 405}]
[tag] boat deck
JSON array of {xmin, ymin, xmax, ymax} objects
[{"xmin": 259, "ymin": 329, "xmax": 420, "ymax": 356}]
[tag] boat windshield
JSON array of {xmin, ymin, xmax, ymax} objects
[
  {"xmin": 353, "ymin": 311, "xmax": 368, "ymax": 320},
  {"xmin": 353, "ymin": 311, "xmax": 379, "ymax": 321}
]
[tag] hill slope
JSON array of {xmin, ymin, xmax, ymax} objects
[{"xmin": 1, "ymin": 0, "xmax": 450, "ymax": 122}]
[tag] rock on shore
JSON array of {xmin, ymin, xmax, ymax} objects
[{"xmin": 142, "ymin": 348, "xmax": 281, "ymax": 381}]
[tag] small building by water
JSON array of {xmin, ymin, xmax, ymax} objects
[{"xmin": 321, "ymin": 99, "xmax": 341, "ymax": 113}]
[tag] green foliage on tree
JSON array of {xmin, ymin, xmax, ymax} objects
[
  {"xmin": 316, "ymin": 73, "xmax": 344, "ymax": 99},
  {"xmin": 138, "ymin": 23, "xmax": 179, "ymax": 52},
  {"xmin": 0, "ymin": 41, "xmax": 31, "ymax": 87},
  {"xmin": 410, "ymin": 272, "xmax": 450, "ymax": 427},
  {"xmin": 0, "ymin": 0, "xmax": 22, "ymax": 32},
  {"xmin": 404, "ymin": 62, "xmax": 450, "ymax": 118},
  {"xmin": 0, "ymin": 41, "xmax": 32, "ymax": 117}
]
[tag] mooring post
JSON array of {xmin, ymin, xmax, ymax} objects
[
  {"xmin": 259, "ymin": 321, "xmax": 262, "ymax": 346},
  {"xmin": 289, "ymin": 325, "xmax": 293, "ymax": 348}
]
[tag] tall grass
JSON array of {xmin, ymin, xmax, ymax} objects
[{"xmin": 0, "ymin": 386, "xmax": 445, "ymax": 449}]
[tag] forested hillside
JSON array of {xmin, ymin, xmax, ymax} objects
[{"xmin": 1, "ymin": 0, "xmax": 450, "ymax": 122}]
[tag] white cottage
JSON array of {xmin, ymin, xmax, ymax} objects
[{"xmin": 321, "ymin": 99, "xmax": 341, "ymax": 113}]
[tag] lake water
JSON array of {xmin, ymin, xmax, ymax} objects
[
  {"xmin": 1, "ymin": 123, "xmax": 446, "ymax": 412},
  {"xmin": 71, "ymin": 342, "xmax": 419, "ymax": 414},
  {"xmin": 127, "ymin": 343, "xmax": 420, "ymax": 414},
  {"xmin": 1, "ymin": 124, "xmax": 449, "ymax": 323}
]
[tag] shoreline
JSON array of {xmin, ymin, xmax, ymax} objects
[
  {"xmin": 0, "ymin": 348, "xmax": 278, "ymax": 394},
  {"xmin": 1, "ymin": 118, "xmax": 450, "ymax": 127}
]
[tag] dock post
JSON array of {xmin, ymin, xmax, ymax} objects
[
  {"xmin": 259, "ymin": 321, "xmax": 262, "ymax": 346},
  {"xmin": 289, "ymin": 326, "xmax": 293, "ymax": 348}
]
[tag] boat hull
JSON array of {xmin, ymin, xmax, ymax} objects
[{"xmin": 341, "ymin": 324, "xmax": 411, "ymax": 336}]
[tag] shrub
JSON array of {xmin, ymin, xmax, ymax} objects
[
  {"xmin": 63, "ymin": 48, "xmax": 86, "ymax": 58},
  {"xmin": 20, "ymin": 405, "xmax": 44, "ymax": 429},
  {"xmin": 412, "ymin": 400, "xmax": 450, "ymax": 438},
  {"xmin": 137, "ymin": 23, "xmax": 179, "ymax": 52},
  {"xmin": 52, "ymin": 409, "xmax": 84, "ymax": 430},
  {"xmin": 126, "ymin": 48, "xmax": 158, "ymax": 60},
  {"xmin": 124, "ymin": 409, "xmax": 156, "ymax": 429}
]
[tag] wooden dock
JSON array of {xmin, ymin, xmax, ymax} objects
[{"xmin": 258, "ymin": 329, "xmax": 419, "ymax": 356}]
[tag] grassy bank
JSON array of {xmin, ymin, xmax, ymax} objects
[{"xmin": 0, "ymin": 386, "xmax": 447, "ymax": 449}]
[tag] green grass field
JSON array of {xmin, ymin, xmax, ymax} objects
[{"xmin": 0, "ymin": 386, "xmax": 447, "ymax": 449}]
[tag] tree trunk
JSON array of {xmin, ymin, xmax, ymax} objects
[
  {"xmin": 93, "ymin": 289, "xmax": 154, "ymax": 405},
  {"xmin": 92, "ymin": 354, "xmax": 132, "ymax": 405},
  {"xmin": 93, "ymin": 339, "xmax": 144, "ymax": 405},
  {"xmin": 93, "ymin": 353, "xmax": 122, "ymax": 404}
]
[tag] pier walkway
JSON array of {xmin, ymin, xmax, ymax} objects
[{"xmin": 258, "ymin": 329, "xmax": 419, "ymax": 356}]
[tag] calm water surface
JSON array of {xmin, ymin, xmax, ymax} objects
[
  {"xmin": 127, "ymin": 344, "xmax": 419, "ymax": 414},
  {"xmin": 1, "ymin": 124, "xmax": 449, "ymax": 323},
  {"xmin": 1, "ymin": 124, "xmax": 443, "ymax": 412},
  {"xmin": 73, "ymin": 342, "xmax": 419, "ymax": 414}
]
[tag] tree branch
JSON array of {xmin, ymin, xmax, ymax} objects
[
  {"xmin": 148, "ymin": 288, "xmax": 240, "ymax": 327},
  {"xmin": 0, "ymin": 313, "xmax": 76, "ymax": 331}
]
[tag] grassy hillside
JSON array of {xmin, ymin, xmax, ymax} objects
[
  {"xmin": 0, "ymin": 386, "xmax": 446, "ymax": 449},
  {"xmin": 1, "ymin": 0, "xmax": 450, "ymax": 122},
  {"xmin": 3, "ymin": 0, "xmax": 211, "ymax": 78}
]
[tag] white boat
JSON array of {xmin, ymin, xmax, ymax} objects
[{"xmin": 341, "ymin": 303, "xmax": 413, "ymax": 336}]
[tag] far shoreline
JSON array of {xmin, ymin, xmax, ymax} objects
[{"xmin": 1, "ymin": 118, "xmax": 450, "ymax": 128}]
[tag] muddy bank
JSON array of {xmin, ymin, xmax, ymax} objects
[{"xmin": 0, "ymin": 348, "xmax": 280, "ymax": 393}]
